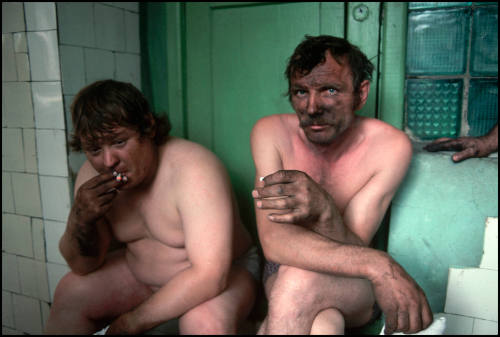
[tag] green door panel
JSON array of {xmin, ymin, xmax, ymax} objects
[{"xmin": 346, "ymin": 2, "xmax": 381, "ymax": 118}]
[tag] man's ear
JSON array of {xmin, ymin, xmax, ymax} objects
[
  {"xmin": 147, "ymin": 113, "xmax": 157, "ymax": 139},
  {"xmin": 354, "ymin": 80, "xmax": 370, "ymax": 111}
]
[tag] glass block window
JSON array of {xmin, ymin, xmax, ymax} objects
[{"xmin": 405, "ymin": 3, "xmax": 498, "ymax": 140}]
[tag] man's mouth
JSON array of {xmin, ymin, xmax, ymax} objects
[
  {"xmin": 308, "ymin": 124, "xmax": 329, "ymax": 131},
  {"xmin": 113, "ymin": 171, "xmax": 128, "ymax": 182}
]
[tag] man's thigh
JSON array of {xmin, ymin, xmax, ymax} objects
[
  {"xmin": 57, "ymin": 249, "xmax": 153, "ymax": 322},
  {"xmin": 264, "ymin": 265, "xmax": 375, "ymax": 328},
  {"xmin": 179, "ymin": 265, "xmax": 257, "ymax": 333}
]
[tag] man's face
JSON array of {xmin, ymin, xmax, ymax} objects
[
  {"xmin": 81, "ymin": 126, "xmax": 156, "ymax": 188},
  {"xmin": 290, "ymin": 52, "xmax": 362, "ymax": 145}
]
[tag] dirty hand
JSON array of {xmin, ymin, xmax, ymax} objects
[
  {"xmin": 71, "ymin": 172, "xmax": 124, "ymax": 225},
  {"xmin": 370, "ymin": 254, "xmax": 433, "ymax": 334},
  {"xmin": 252, "ymin": 170, "xmax": 342, "ymax": 229},
  {"xmin": 424, "ymin": 136, "xmax": 494, "ymax": 162},
  {"xmin": 106, "ymin": 311, "xmax": 140, "ymax": 335}
]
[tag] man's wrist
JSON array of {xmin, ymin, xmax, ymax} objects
[{"xmin": 365, "ymin": 249, "xmax": 390, "ymax": 284}]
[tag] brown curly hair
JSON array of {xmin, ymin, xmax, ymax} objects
[{"xmin": 69, "ymin": 80, "xmax": 171, "ymax": 151}]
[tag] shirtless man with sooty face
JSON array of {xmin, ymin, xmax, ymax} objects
[
  {"xmin": 251, "ymin": 35, "xmax": 433, "ymax": 335},
  {"xmin": 44, "ymin": 80, "xmax": 259, "ymax": 334}
]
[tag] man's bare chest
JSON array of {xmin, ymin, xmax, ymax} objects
[
  {"xmin": 106, "ymin": 191, "xmax": 185, "ymax": 248},
  {"xmin": 283, "ymin": 148, "xmax": 371, "ymax": 213}
]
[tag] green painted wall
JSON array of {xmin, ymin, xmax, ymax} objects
[{"xmin": 388, "ymin": 146, "xmax": 498, "ymax": 313}]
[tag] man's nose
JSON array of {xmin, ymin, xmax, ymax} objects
[
  {"xmin": 306, "ymin": 92, "xmax": 320, "ymax": 115},
  {"xmin": 102, "ymin": 148, "xmax": 119, "ymax": 168}
]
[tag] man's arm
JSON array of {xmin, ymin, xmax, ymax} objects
[
  {"xmin": 59, "ymin": 161, "xmax": 119, "ymax": 275},
  {"xmin": 424, "ymin": 122, "xmax": 498, "ymax": 162},
  {"xmin": 107, "ymin": 147, "xmax": 235, "ymax": 334}
]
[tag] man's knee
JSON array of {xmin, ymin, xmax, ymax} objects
[
  {"xmin": 267, "ymin": 266, "xmax": 322, "ymax": 317},
  {"xmin": 52, "ymin": 272, "xmax": 91, "ymax": 308},
  {"xmin": 270, "ymin": 266, "xmax": 318, "ymax": 299},
  {"xmin": 179, "ymin": 303, "xmax": 235, "ymax": 334}
]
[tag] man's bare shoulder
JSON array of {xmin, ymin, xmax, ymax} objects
[
  {"xmin": 251, "ymin": 113, "xmax": 296, "ymax": 145},
  {"xmin": 360, "ymin": 117, "xmax": 412, "ymax": 163},
  {"xmin": 158, "ymin": 137, "xmax": 228, "ymax": 185}
]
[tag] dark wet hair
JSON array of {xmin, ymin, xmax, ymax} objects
[
  {"xmin": 69, "ymin": 79, "xmax": 171, "ymax": 151},
  {"xmin": 285, "ymin": 35, "xmax": 374, "ymax": 98}
]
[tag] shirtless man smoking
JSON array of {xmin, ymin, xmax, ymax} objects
[
  {"xmin": 44, "ymin": 80, "xmax": 259, "ymax": 334},
  {"xmin": 251, "ymin": 35, "xmax": 433, "ymax": 335}
]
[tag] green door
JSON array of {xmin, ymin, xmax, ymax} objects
[{"xmin": 179, "ymin": 2, "xmax": 405, "ymax": 235}]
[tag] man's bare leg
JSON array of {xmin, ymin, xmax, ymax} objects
[
  {"xmin": 178, "ymin": 265, "xmax": 257, "ymax": 334},
  {"xmin": 310, "ymin": 308, "xmax": 345, "ymax": 335},
  {"xmin": 44, "ymin": 249, "xmax": 152, "ymax": 334},
  {"xmin": 263, "ymin": 265, "xmax": 375, "ymax": 334}
]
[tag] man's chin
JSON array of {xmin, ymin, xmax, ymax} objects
[{"xmin": 305, "ymin": 132, "xmax": 337, "ymax": 145}]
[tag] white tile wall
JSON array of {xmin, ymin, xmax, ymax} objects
[
  {"xmin": 27, "ymin": 30, "xmax": 60, "ymax": 81},
  {"xmin": 2, "ymin": 213, "xmax": 34, "ymax": 257},
  {"xmin": 480, "ymin": 217, "xmax": 498, "ymax": 270},
  {"xmin": 24, "ymin": 2, "xmax": 57, "ymax": 31},
  {"xmin": 2, "ymin": 2, "xmax": 25, "ymax": 33},
  {"xmin": 116, "ymin": 52, "xmax": 141, "ymax": 89},
  {"xmin": 11, "ymin": 172, "xmax": 43, "ymax": 217},
  {"xmin": 43, "ymin": 220, "xmax": 67, "ymax": 265},
  {"xmin": 56, "ymin": 2, "xmax": 95, "ymax": 47},
  {"xmin": 442, "ymin": 313, "xmax": 474, "ymax": 335},
  {"xmin": 32, "ymin": 81, "xmax": 65, "ymax": 129},
  {"xmin": 22, "ymin": 128, "xmax": 38, "ymax": 173},
  {"xmin": 59, "ymin": 45, "xmax": 85, "ymax": 95},
  {"xmin": 32, "ymin": 218, "xmax": 46, "ymax": 261},
  {"xmin": 124, "ymin": 11, "xmax": 140, "ymax": 53},
  {"xmin": 39, "ymin": 176, "xmax": 71, "ymax": 222},
  {"xmin": 446, "ymin": 268, "xmax": 498, "ymax": 321},
  {"xmin": 2, "ymin": 81, "xmax": 35, "ymax": 128},
  {"xmin": 15, "ymin": 52, "xmax": 30, "ymax": 81},
  {"xmin": 95, "ymin": 3, "xmax": 126, "ymax": 51},
  {"xmin": 36, "ymin": 129, "xmax": 69, "ymax": 176},
  {"xmin": 84, "ymin": 48, "xmax": 115, "ymax": 83},
  {"xmin": 2, "ymin": 172, "xmax": 15, "ymax": 213},
  {"xmin": 2, "ymin": 291, "xmax": 15, "ymax": 328},
  {"xmin": 473, "ymin": 319, "xmax": 498, "ymax": 335},
  {"xmin": 443, "ymin": 217, "xmax": 499, "ymax": 334},
  {"xmin": 2, "ymin": 128, "xmax": 25, "ymax": 172},
  {"xmin": 13, "ymin": 293, "xmax": 43, "ymax": 335},
  {"xmin": 2, "ymin": 253, "xmax": 21, "ymax": 293},
  {"xmin": 2, "ymin": 33, "xmax": 17, "ymax": 81},
  {"xmin": 18, "ymin": 256, "xmax": 50, "ymax": 302},
  {"xmin": 13, "ymin": 32, "xmax": 27, "ymax": 53},
  {"xmin": 3, "ymin": 2, "xmax": 141, "ymax": 334}
]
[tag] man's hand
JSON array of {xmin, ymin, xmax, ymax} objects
[
  {"xmin": 72, "ymin": 172, "xmax": 124, "ymax": 225},
  {"xmin": 252, "ymin": 170, "xmax": 344, "ymax": 237},
  {"xmin": 69, "ymin": 172, "xmax": 124, "ymax": 257},
  {"xmin": 370, "ymin": 255, "xmax": 433, "ymax": 334},
  {"xmin": 424, "ymin": 136, "xmax": 494, "ymax": 162},
  {"xmin": 106, "ymin": 311, "xmax": 141, "ymax": 335}
]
